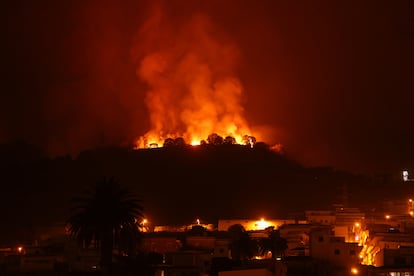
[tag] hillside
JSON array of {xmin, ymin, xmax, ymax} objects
[{"xmin": 0, "ymin": 142, "xmax": 400, "ymax": 243}]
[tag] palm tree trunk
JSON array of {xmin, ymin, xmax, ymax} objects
[{"xmin": 101, "ymin": 228, "xmax": 114, "ymax": 274}]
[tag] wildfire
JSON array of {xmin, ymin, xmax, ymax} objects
[
  {"xmin": 132, "ymin": 3, "xmax": 266, "ymax": 149},
  {"xmin": 137, "ymin": 133, "xmax": 258, "ymax": 149}
]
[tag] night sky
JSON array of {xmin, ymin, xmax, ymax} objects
[{"xmin": 2, "ymin": 0, "xmax": 414, "ymax": 175}]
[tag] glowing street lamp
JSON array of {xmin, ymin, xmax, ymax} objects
[{"xmin": 351, "ymin": 267, "xmax": 359, "ymax": 274}]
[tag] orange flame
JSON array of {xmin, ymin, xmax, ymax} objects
[{"xmin": 133, "ymin": 5, "xmax": 260, "ymax": 148}]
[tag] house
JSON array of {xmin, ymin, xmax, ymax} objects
[{"xmin": 310, "ymin": 227, "xmax": 361, "ymax": 273}]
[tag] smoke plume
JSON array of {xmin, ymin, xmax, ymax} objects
[{"xmin": 132, "ymin": 2, "xmax": 255, "ymax": 147}]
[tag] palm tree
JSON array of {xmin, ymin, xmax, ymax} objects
[
  {"xmin": 67, "ymin": 177, "xmax": 143, "ymax": 273},
  {"xmin": 228, "ymin": 224, "xmax": 257, "ymax": 261},
  {"xmin": 261, "ymin": 229, "xmax": 288, "ymax": 259}
]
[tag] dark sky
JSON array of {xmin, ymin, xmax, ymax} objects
[{"xmin": 2, "ymin": 0, "xmax": 414, "ymax": 175}]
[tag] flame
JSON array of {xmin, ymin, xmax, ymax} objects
[
  {"xmin": 133, "ymin": 4, "xmax": 261, "ymax": 148},
  {"xmin": 190, "ymin": 140, "xmax": 200, "ymax": 146}
]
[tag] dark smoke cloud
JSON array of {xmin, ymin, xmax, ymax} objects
[{"xmin": 2, "ymin": 0, "xmax": 414, "ymax": 174}]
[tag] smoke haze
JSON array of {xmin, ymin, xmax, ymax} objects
[{"xmin": 2, "ymin": 0, "xmax": 414, "ymax": 174}]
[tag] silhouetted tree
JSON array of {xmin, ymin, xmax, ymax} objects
[
  {"xmin": 67, "ymin": 177, "xmax": 143, "ymax": 273},
  {"xmin": 207, "ymin": 133, "xmax": 218, "ymax": 145},
  {"xmin": 117, "ymin": 223, "xmax": 142, "ymax": 257},
  {"xmin": 224, "ymin": 136, "xmax": 236, "ymax": 145},
  {"xmin": 242, "ymin": 135, "xmax": 256, "ymax": 147},
  {"xmin": 163, "ymin": 138, "xmax": 175, "ymax": 147},
  {"xmin": 260, "ymin": 229, "xmax": 288, "ymax": 259},
  {"xmin": 215, "ymin": 135, "xmax": 224, "ymax": 145},
  {"xmin": 228, "ymin": 224, "xmax": 256, "ymax": 260},
  {"xmin": 207, "ymin": 133, "xmax": 224, "ymax": 145},
  {"xmin": 174, "ymin": 137, "xmax": 186, "ymax": 147},
  {"xmin": 228, "ymin": 224, "xmax": 246, "ymax": 235}
]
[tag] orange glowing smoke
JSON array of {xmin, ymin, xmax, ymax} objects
[{"xmin": 133, "ymin": 4, "xmax": 261, "ymax": 148}]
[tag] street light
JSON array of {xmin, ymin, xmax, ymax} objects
[{"xmin": 351, "ymin": 267, "xmax": 359, "ymax": 274}]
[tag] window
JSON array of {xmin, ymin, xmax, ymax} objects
[
  {"xmin": 394, "ymin": 256, "xmax": 406, "ymax": 265},
  {"xmin": 334, "ymin": 249, "xmax": 340, "ymax": 255}
]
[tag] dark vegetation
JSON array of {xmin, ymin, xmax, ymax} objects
[
  {"xmin": 0, "ymin": 140, "xmax": 406, "ymax": 244},
  {"xmin": 67, "ymin": 177, "xmax": 144, "ymax": 272}
]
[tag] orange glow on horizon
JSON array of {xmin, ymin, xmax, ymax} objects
[{"xmin": 256, "ymin": 218, "xmax": 270, "ymax": 230}]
